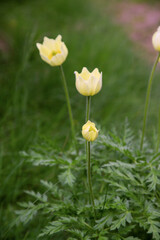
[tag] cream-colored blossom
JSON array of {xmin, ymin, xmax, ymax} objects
[
  {"xmin": 82, "ymin": 120, "xmax": 99, "ymax": 142},
  {"xmin": 36, "ymin": 35, "xmax": 68, "ymax": 66},
  {"xmin": 152, "ymin": 27, "xmax": 160, "ymax": 51},
  {"xmin": 74, "ymin": 67, "xmax": 102, "ymax": 96}
]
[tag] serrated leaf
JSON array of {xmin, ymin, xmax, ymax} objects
[
  {"xmin": 95, "ymin": 214, "xmax": 113, "ymax": 230},
  {"xmin": 24, "ymin": 190, "xmax": 48, "ymax": 202},
  {"xmin": 39, "ymin": 221, "xmax": 66, "ymax": 237},
  {"xmin": 111, "ymin": 212, "xmax": 132, "ymax": 230},
  {"xmin": 59, "ymin": 169, "xmax": 75, "ymax": 187},
  {"xmin": 147, "ymin": 220, "xmax": 160, "ymax": 240}
]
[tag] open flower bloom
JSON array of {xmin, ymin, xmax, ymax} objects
[
  {"xmin": 36, "ymin": 35, "xmax": 68, "ymax": 66},
  {"xmin": 152, "ymin": 26, "xmax": 160, "ymax": 51},
  {"xmin": 82, "ymin": 120, "xmax": 99, "ymax": 142},
  {"xmin": 74, "ymin": 67, "xmax": 102, "ymax": 96}
]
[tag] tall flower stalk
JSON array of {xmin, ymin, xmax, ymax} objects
[
  {"xmin": 75, "ymin": 67, "xmax": 102, "ymax": 219},
  {"xmin": 85, "ymin": 96, "xmax": 96, "ymax": 218},
  {"xmin": 156, "ymin": 106, "xmax": 160, "ymax": 153},
  {"xmin": 140, "ymin": 52, "xmax": 160, "ymax": 151},
  {"xmin": 60, "ymin": 65, "xmax": 75, "ymax": 141},
  {"xmin": 36, "ymin": 35, "xmax": 76, "ymax": 144},
  {"xmin": 140, "ymin": 26, "xmax": 160, "ymax": 151}
]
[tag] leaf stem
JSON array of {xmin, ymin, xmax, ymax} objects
[{"xmin": 140, "ymin": 52, "xmax": 160, "ymax": 151}]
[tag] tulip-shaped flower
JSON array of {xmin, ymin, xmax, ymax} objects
[
  {"xmin": 152, "ymin": 26, "xmax": 160, "ymax": 51},
  {"xmin": 36, "ymin": 35, "xmax": 68, "ymax": 66},
  {"xmin": 82, "ymin": 120, "xmax": 98, "ymax": 218},
  {"xmin": 74, "ymin": 67, "xmax": 102, "ymax": 96},
  {"xmin": 36, "ymin": 35, "xmax": 76, "ymax": 145},
  {"xmin": 82, "ymin": 120, "xmax": 99, "ymax": 142}
]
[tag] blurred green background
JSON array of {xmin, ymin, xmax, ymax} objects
[{"xmin": 0, "ymin": 0, "xmax": 160, "ymax": 239}]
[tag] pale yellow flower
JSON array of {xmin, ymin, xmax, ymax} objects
[
  {"xmin": 82, "ymin": 120, "xmax": 99, "ymax": 142},
  {"xmin": 36, "ymin": 35, "xmax": 68, "ymax": 66},
  {"xmin": 74, "ymin": 67, "xmax": 102, "ymax": 96},
  {"xmin": 152, "ymin": 27, "xmax": 160, "ymax": 51}
]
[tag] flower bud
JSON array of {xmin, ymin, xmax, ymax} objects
[
  {"xmin": 74, "ymin": 67, "xmax": 102, "ymax": 96},
  {"xmin": 82, "ymin": 120, "xmax": 99, "ymax": 142},
  {"xmin": 36, "ymin": 35, "xmax": 68, "ymax": 66},
  {"xmin": 152, "ymin": 27, "xmax": 160, "ymax": 51}
]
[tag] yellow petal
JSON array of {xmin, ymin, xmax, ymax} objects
[
  {"xmin": 74, "ymin": 67, "xmax": 102, "ymax": 96},
  {"xmin": 152, "ymin": 29, "xmax": 160, "ymax": 51},
  {"xmin": 82, "ymin": 120, "xmax": 98, "ymax": 142},
  {"xmin": 76, "ymin": 75, "xmax": 90, "ymax": 96},
  {"xmin": 51, "ymin": 53, "xmax": 64, "ymax": 66},
  {"xmin": 36, "ymin": 43, "xmax": 52, "ymax": 65},
  {"xmin": 92, "ymin": 68, "xmax": 101, "ymax": 78},
  {"xmin": 36, "ymin": 35, "xmax": 68, "ymax": 66},
  {"xmin": 56, "ymin": 35, "xmax": 62, "ymax": 41},
  {"xmin": 94, "ymin": 73, "xmax": 102, "ymax": 95},
  {"xmin": 43, "ymin": 37, "xmax": 56, "ymax": 51},
  {"xmin": 36, "ymin": 43, "xmax": 50, "ymax": 57},
  {"xmin": 80, "ymin": 67, "xmax": 91, "ymax": 80},
  {"xmin": 61, "ymin": 43, "xmax": 68, "ymax": 58},
  {"xmin": 88, "ymin": 75, "xmax": 97, "ymax": 96}
]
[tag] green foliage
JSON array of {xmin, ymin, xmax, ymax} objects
[
  {"xmin": 1, "ymin": 0, "xmax": 160, "ymax": 239},
  {"xmin": 15, "ymin": 122, "xmax": 160, "ymax": 239}
]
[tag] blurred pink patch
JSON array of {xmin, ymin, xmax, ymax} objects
[{"xmin": 114, "ymin": 1, "xmax": 160, "ymax": 60}]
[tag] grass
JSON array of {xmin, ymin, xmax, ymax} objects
[{"xmin": 0, "ymin": 0, "xmax": 160, "ymax": 239}]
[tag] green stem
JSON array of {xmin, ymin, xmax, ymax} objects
[
  {"xmin": 85, "ymin": 96, "xmax": 96, "ymax": 219},
  {"xmin": 87, "ymin": 141, "xmax": 96, "ymax": 219},
  {"xmin": 86, "ymin": 96, "xmax": 91, "ymax": 121},
  {"xmin": 60, "ymin": 65, "xmax": 75, "ymax": 142},
  {"xmin": 140, "ymin": 52, "xmax": 160, "ymax": 151},
  {"xmin": 156, "ymin": 106, "xmax": 160, "ymax": 153}
]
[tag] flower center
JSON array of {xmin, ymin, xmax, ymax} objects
[
  {"xmin": 89, "ymin": 126, "xmax": 95, "ymax": 132},
  {"xmin": 48, "ymin": 50, "xmax": 61, "ymax": 59}
]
